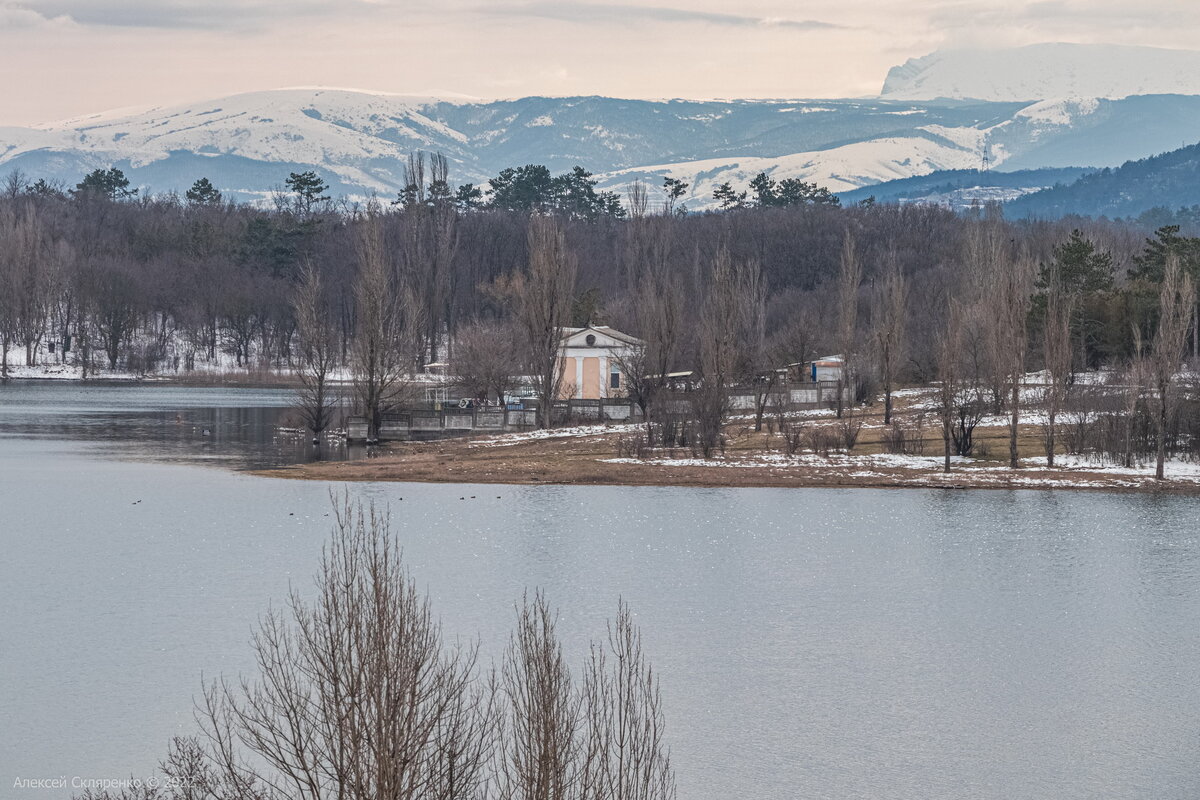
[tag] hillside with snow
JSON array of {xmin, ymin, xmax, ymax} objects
[
  {"xmin": 4, "ymin": 45, "xmax": 1200, "ymax": 212},
  {"xmin": 0, "ymin": 90, "xmax": 1040, "ymax": 206},
  {"xmin": 882, "ymin": 43, "xmax": 1200, "ymax": 102},
  {"xmin": 2, "ymin": 89, "xmax": 477, "ymax": 202}
]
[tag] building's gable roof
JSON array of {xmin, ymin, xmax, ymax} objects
[{"xmin": 560, "ymin": 325, "xmax": 643, "ymax": 348}]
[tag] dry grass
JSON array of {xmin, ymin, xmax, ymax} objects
[{"xmin": 255, "ymin": 391, "xmax": 1200, "ymax": 494}]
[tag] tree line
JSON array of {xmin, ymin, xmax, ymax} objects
[{"xmin": 1, "ymin": 156, "xmax": 1198, "ymax": 470}]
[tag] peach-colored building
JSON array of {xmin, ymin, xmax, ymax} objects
[{"xmin": 557, "ymin": 325, "xmax": 642, "ymax": 400}]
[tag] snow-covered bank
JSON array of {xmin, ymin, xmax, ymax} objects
[
  {"xmin": 0, "ymin": 360, "xmax": 144, "ymax": 381},
  {"xmin": 600, "ymin": 449, "xmax": 1200, "ymax": 490},
  {"xmin": 471, "ymin": 423, "xmax": 641, "ymax": 448}
]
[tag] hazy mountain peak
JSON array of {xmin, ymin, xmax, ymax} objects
[{"xmin": 882, "ymin": 43, "xmax": 1200, "ymax": 101}]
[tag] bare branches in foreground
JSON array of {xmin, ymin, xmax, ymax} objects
[{"xmin": 76, "ymin": 501, "xmax": 675, "ymax": 800}]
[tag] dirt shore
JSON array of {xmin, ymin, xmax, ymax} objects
[{"xmin": 255, "ymin": 417, "xmax": 1200, "ymax": 495}]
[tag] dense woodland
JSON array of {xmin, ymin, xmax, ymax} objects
[{"xmin": 1, "ymin": 156, "xmax": 1198, "ymax": 473}]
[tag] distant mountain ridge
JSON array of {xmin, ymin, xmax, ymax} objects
[
  {"xmin": 1007, "ymin": 141, "xmax": 1200, "ymax": 219},
  {"xmin": 3, "ymin": 44, "xmax": 1200, "ymax": 211},
  {"xmin": 0, "ymin": 89, "xmax": 1037, "ymax": 205},
  {"xmin": 827, "ymin": 140, "xmax": 1200, "ymax": 221},
  {"xmin": 836, "ymin": 167, "xmax": 1094, "ymax": 208}
]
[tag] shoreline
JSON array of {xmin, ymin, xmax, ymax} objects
[
  {"xmin": 1, "ymin": 372, "xmax": 308, "ymax": 389},
  {"xmin": 252, "ymin": 427, "xmax": 1200, "ymax": 496}
]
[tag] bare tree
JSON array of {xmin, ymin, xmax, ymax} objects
[
  {"xmin": 745, "ymin": 271, "xmax": 778, "ymax": 434},
  {"xmin": 1119, "ymin": 330, "xmax": 1150, "ymax": 470},
  {"xmin": 1039, "ymin": 271, "xmax": 1075, "ymax": 467},
  {"xmin": 399, "ymin": 152, "xmax": 459, "ymax": 364},
  {"xmin": 292, "ymin": 261, "xmax": 339, "ymax": 440},
  {"xmin": 353, "ymin": 207, "xmax": 421, "ymax": 441},
  {"xmin": 2, "ymin": 168, "xmax": 29, "ymax": 198},
  {"xmin": 996, "ymin": 257, "xmax": 1035, "ymax": 468},
  {"xmin": 834, "ymin": 230, "xmax": 861, "ymax": 419},
  {"xmin": 625, "ymin": 180, "xmax": 649, "ymax": 219},
  {"xmin": 498, "ymin": 592, "xmax": 582, "ymax": 800},
  {"xmin": 197, "ymin": 499, "xmax": 489, "ymax": 800},
  {"xmin": 614, "ymin": 217, "xmax": 680, "ymax": 442},
  {"xmin": 962, "ymin": 211, "xmax": 1012, "ymax": 415},
  {"xmin": 1150, "ymin": 255, "xmax": 1196, "ymax": 479},
  {"xmin": 934, "ymin": 301, "xmax": 970, "ymax": 473},
  {"xmin": 83, "ymin": 256, "xmax": 141, "ymax": 371},
  {"xmin": 453, "ymin": 318, "xmax": 521, "ymax": 403},
  {"xmin": 497, "ymin": 216, "xmax": 577, "ymax": 429},
  {"xmin": 0, "ymin": 202, "xmax": 56, "ymax": 367},
  {"xmin": 0, "ymin": 211, "xmax": 14, "ymax": 378},
  {"xmin": 871, "ymin": 255, "xmax": 907, "ymax": 424},
  {"xmin": 86, "ymin": 565, "xmax": 677, "ymax": 800},
  {"xmin": 693, "ymin": 247, "xmax": 751, "ymax": 457},
  {"xmin": 579, "ymin": 602, "xmax": 675, "ymax": 800}
]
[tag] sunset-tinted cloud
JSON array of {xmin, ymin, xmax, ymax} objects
[{"xmin": 1, "ymin": 0, "xmax": 1197, "ymax": 124}]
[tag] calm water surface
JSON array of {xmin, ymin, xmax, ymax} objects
[
  {"xmin": 2, "ymin": 381, "xmax": 1200, "ymax": 799},
  {"xmin": 0, "ymin": 380, "xmax": 354, "ymax": 468}
]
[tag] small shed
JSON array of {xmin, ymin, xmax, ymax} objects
[{"xmin": 787, "ymin": 356, "xmax": 845, "ymax": 384}]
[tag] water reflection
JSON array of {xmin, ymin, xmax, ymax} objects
[{"xmin": 0, "ymin": 380, "xmax": 350, "ymax": 468}]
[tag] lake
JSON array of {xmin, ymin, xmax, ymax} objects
[{"xmin": 2, "ymin": 381, "xmax": 1200, "ymax": 799}]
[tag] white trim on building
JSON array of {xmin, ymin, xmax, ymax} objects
[{"xmin": 557, "ymin": 325, "xmax": 643, "ymax": 400}]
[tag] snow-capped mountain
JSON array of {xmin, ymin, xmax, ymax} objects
[
  {"xmin": 604, "ymin": 133, "xmax": 988, "ymax": 199},
  {"xmin": 882, "ymin": 43, "xmax": 1200, "ymax": 102},
  {"xmin": 0, "ymin": 90, "xmax": 1033, "ymax": 205},
  {"xmin": 597, "ymin": 94, "xmax": 1200, "ymax": 205},
  {"xmin": 3, "ymin": 57, "xmax": 1200, "ymax": 211},
  {"xmin": 3, "ymin": 89, "xmax": 479, "ymax": 202}
]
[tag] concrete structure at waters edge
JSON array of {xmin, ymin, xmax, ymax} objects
[
  {"xmin": 557, "ymin": 325, "xmax": 642, "ymax": 401},
  {"xmin": 345, "ymin": 398, "xmax": 642, "ymax": 442}
]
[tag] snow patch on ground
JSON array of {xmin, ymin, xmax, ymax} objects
[
  {"xmin": 603, "ymin": 452, "xmax": 965, "ymax": 470},
  {"xmin": 1017, "ymin": 454, "xmax": 1200, "ymax": 481},
  {"xmin": 1, "ymin": 357, "xmax": 143, "ymax": 381},
  {"xmin": 729, "ymin": 407, "xmax": 836, "ymax": 422},
  {"xmin": 471, "ymin": 423, "xmax": 640, "ymax": 447},
  {"xmin": 604, "ymin": 447, "xmax": 1200, "ymax": 488}
]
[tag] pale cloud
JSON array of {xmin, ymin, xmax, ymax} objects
[
  {"xmin": 0, "ymin": 3, "xmax": 74, "ymax": 28},
  {"xmin": 1, "ymin": 0, "xmax": 1199, "ymax": 125},
  {"xmin": 924, "ymin": 0, "xmax": 1200, "ymax": 46},
  {"xmin": 484, "ymin": 2, "xmax": 847, "ymax": 31},
  {"xmin": 7, "ymin": 0, "xmax": 384, "ymax": 29}
]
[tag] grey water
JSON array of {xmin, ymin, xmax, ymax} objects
[
  {"xmin": 0, "ymin": 380, "xmax": 356, "ymax": 468},
  {"xmin": 2, "ymin": 381, "xmax": 1200, "ymax": 800}
]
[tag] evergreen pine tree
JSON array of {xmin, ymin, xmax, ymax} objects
[
  {"xmin": 285, "ymin": 171, "xmax": 330, "ymax": 215},
  {"xmin": 73, "ymin": 167, "xmax": 137, "ymax": 200},
  {"xmin": 713, "ymin": 182, "xmax": 746, "ymax": 210},
  {"xmin": 455, "ymin": 183, "xmax": 484, "ymax": 210},
  {"xmin": 749, "ymin": 172, "xmax": 778, "ymax": 207},
  {"xmin": 185, "ymin": 177, "xmax": 222, "ymax": 205}
]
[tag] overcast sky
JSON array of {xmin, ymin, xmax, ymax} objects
[{"xmin": 2, "ymin": 0, "xmax": 1198, "ymax": 125}]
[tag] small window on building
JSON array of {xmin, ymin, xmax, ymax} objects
[
  {"xmin": 585, "ymin": 334, "xmax": 596, "ymax": 346},
  {"xmin": 610, "ymin": 367, "xmax": 621, "ymax": 389}
]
